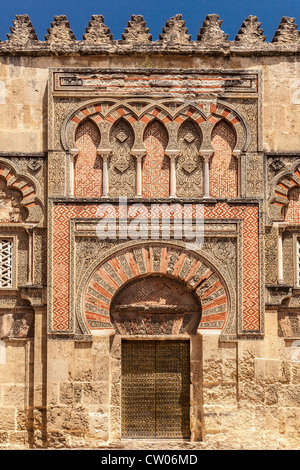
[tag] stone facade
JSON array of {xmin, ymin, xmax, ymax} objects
[{"xmin": 0, "ymin": 13, "xmax": 299, "ymax": 450}]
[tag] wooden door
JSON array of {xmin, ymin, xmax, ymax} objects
[{"xmin": 121, "ymin": 340, "xmax": 190, "ymax": 439}]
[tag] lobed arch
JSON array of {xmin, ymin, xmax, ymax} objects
[
  {"xmin": 172, "ymin": 100, "xmax": 249, "ymax": 155},
  {"xmin": 177, "ymin": 117, "xmax": 202, "ymax": 145},
  {"xmin": 211, "ymin": 100, "xmax": 250, "ymax": 154},
  {"xmin": 102, "ymin": 105, "xmax": 139, "ymax": 126},
  {"xmin": 74, "ymin": 119, "xmax": 102, "ymax": 198},
  {"xmin": 0, "ymin": 159, "xmax": 44, "ymax": 223},
  {"xmin": 109, "ymin": 116, "xmax": 135, "ymax": 144},
  {"xmin": 61, "ymin": 100, "xmax": 139, "ymax": 151},
  {"xmin": 76, "ymin": 242, "xmax": 232, "ymax": 337},
  {"xmin": 209, "ymin": 118, "xmax": 238, "ymax": 199},
  {"xmin": 61, "ymin": 99, "xmax": 250, "ymax": 192},
  {"xmin": 138, "ymin": 103, "xmax": 173, "ymax": 126},
  {"xmin": 142, "ymin": 116, "xmax": 169, "ymax": 141},
  {"xmin": 142, "ymin": 119, "xmax": 170, "ymax": 198},
  {"xmin": 269, "ymin": 162, "xmax": 300, "ymax": 221},
  {"xmin": 173, "ymin": 104, "xmax": 206, "ymax": 126}
]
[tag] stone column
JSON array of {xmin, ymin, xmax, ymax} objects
[
  {"xmin": 166, "ymin": 150, "xmax": 179, "ymax": 198},
  {"xmin": 69, "ymin": 149, "xmax": 78, "ymax": 197},
  {"xmin": 27, "ymin": 227, "xmax": 34, "ymax": 285},
  {"xmin": 278, "ymin": 229, "xmax": 284, "ymax": 284},
  {"xmin": 201, "ymin": 151, "xmax": 214, "ymax": 199},
  {"xmin": 132, "ymin": 150, "xmax": 145, "ymax": 197},
  {"xmin": 97, "ymin": 149, "xmax": 111, "ymax": 197},
  {"xmin": 24, "ymin": 224, "xmax": 37, "ymax": 285},
  {"xmin": 233, "ymin": 150, "xmax": 241, "ymax": 197}
]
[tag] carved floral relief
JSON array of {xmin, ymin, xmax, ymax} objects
[
  {"xmin": 109, "ymin": 119, "xmax": 135, "ymax": 197},
  {"xmin": 0, "ymin": 178, "xmax": 25, "ymax": 222},
  {"xmin": 177, "ymin": 120, "xmax": 202, "ymax": 197}
]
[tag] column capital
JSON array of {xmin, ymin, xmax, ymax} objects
[
  {"xmin": 232, "ymin": 149, "xmax": 242, "ymax": 158},
  {"xmin": 97, "ymin": 148, "xmax": 112, "ymax": 158},
  {"xmin": 199, "ymin": 150, "xmax": 214, "ymax": 162},
  {"xmin": 131, "ymin": 149, "xmax": 146, "ymax": 159},
  {"xmin": 165, "ymin": 149, "xmax": 180, "ymax": 160},
  {"xmin": 70, "ymin": 148, "xmax": 79, "ymax": 158}
]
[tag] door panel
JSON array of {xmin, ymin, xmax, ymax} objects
[
  {"xmin": 155, "ymin": 341, "xmax": 190, "ymax": 439},
  {"xmin": 121, "ymin": 340, "xmax": 190, "ymax": 439},
  {"xmin": 121, "ymin": 340, "xmax": 156, "ymax": 438}
]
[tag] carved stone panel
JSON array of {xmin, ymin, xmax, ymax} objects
[
  {"xmin": 34, "ymin": 228, "xmax": 47, "ymax": 286},
  {"xmin": 210, "ymin": 120, "xmax": 237, "ymax": 198},
  {"xmin": 265, "ymin": 227, "xmax": 278, "ymax": 285},
  {"xmin": 109, "ymin": 119, "xmax": 135, "ymax": 197},
  {"xmin": 111, "ymin": 276, "xmax": 201, "ymax": 335},
  {"xmin": 48, "ymin": 152, "xmax": 66, "ymax": 197},
  {"xmin": 0, "ymin": 310, "xmax": 34, "ymax": 339},
  {"xmin": 177, "ymin": 120, "xmax": 202, "ymax": 197},
  {"xmin": 230, "ymin": 99, "xmax": 258, "ymax": 152},
  {"xmin": 143, "ymin": 121, "xmax": 169, "ymax": 198},
  {"xmin": 17, "ymin": 231, "xmax": 29, "ymax": 286},
  {"xmin": 75, "ymin": 120, "xmax": 102, "ymax": 198},
  {"xmin": 246, "ymin": 153, "xmax": 264, "ymax": 198},
  {"xmin": 0, "ymin": 178, "xmax": 25, "ymax": 222}
]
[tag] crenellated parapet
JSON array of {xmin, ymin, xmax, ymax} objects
[
  {"xmin": 159, "ymin": 14, "xmax": 191, "ymax": 45},
  {"xmin": 235, "ymin": 15, "xmax": 266, "ymax": 44},
  {"xmin": 197, "ymin": 13, "xmax": 228, "ymax": 45},
  {"xmin": 83, "ymin": 15, "xmax": 113, "ymax": 44},
  {"xmin": 6, "ymin": 14, "xmax": 38, "ymax": 45},
  {"xmin": 121, "ymin": 15, "xmax": 152, "ymax": 44},
  {"xmin": 45, "ymin": 15, "xmax": 76, "ymax": 44},
  {"xmin": 272, "ymin": 16, "xmax": 300, "ymax": 44},
  {"xmin": 0, "ymin": 13, "xmax": 299, "ymax": 54}
]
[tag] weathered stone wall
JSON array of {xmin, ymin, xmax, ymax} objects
[
  {"xmin": 1, "ymin": 319, "xmax": 300, "ymax": 449},
  {"xmin": 0, "ymin": 339, "xmax": 32, "ymax": 448},
  {"xmin": 0, "ymin": 55, "xmax": 299, "ymax": 153},
  {"xmin": 0, "ymin": 13, "xmax": 299, "ymax": 450}
]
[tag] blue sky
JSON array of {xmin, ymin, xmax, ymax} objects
[{"xmin": 0, "ymin": 0, "xmax": 299, "ymax": 42}]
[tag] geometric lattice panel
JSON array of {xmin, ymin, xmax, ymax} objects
[
  {"xmin": 143, "ymin": 121, "xmax": 169, "ymax": 198},
  {"xmin": 0, "ymin": 239, "xmax": 13, "ymax": 288},
  {"xmin": 75, "ymin": 120, "xmax": 102, "ymax": 198},
  {"xmin": 210, "ymin": 120, "xmax": 237, "ymax": 199}
]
